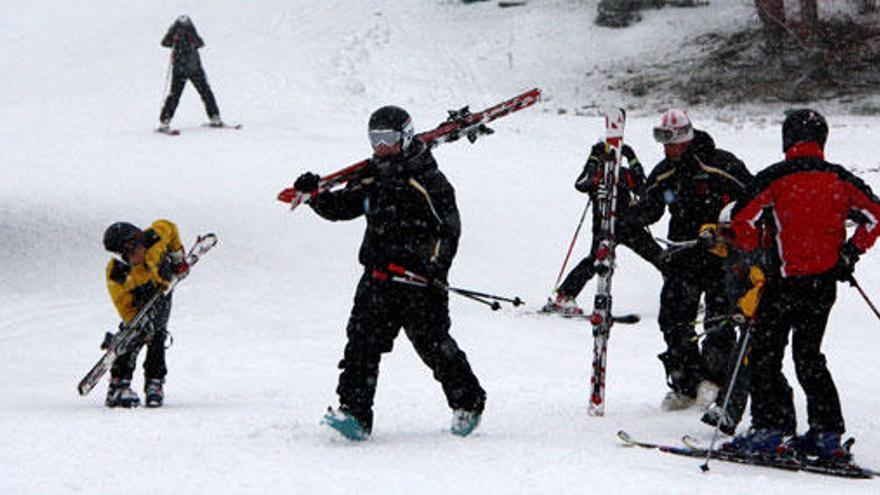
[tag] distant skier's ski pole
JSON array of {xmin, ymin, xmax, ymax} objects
[
  {"xmin": 848, "ymin": 275, "xmax": 880, "ymax": 323},
  {"xmin": 701, "ymin": 322, "xmax": 753, "ymax": 473},
  {"xmin": 553, "ymin": 198, "xmax": 591, "ymax": 291}
]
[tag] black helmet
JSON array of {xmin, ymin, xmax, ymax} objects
[
  {"xmin": 782, "ymin": 109, "xmax": 828, "ymax": 152},
  {"xmin": 103, "ymin": 222, "xmax": 142, "ymax": 257},
  {"xmin": 368, "ymin": 106, "xmax": 414, "ymax": 151}
]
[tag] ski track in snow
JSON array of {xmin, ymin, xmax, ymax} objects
[{"xmin": 1, "ymin": 1, "xmax": 879, "ymax": 493}]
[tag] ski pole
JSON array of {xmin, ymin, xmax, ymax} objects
[
  {"xmin": 451, "ymin": 287, "xmax": 524, "ymax": 307},
  {"xmin": 848, "ymin": 275, "xmax": 880, "ymax": 323},
  {"xmin": 386, "ymin": 264, "xmax": 519, "ymax": 311},
  {"xmin": 700, "ymin": 322, "xmax": 752, "ymax": 473},
  {"xmin": 553, "ymin": 198, "xmax": 592, "ymax": 291}
]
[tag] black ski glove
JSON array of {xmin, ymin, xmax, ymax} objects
[
  {"xmin": 294, "ymin": 172, "xmax": 320, "ymax": 192},
  {"xmin": 621, "ymin": 144, "xmax": 637, "ymax": 163},
  {"xmin": 832, "ymin": 241, "xmax": 861, "ymax": 283}
]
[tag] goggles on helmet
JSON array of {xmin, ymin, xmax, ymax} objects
[
  {"xmin": 653, "ymin": 124, "xmax": 693, "ymax": 144},
  {"xmin": 369, "ymin": 129, "xmax": 403, "ymax": 148}
]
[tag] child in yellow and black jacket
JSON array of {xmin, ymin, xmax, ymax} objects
[{"xmin": 102, "ymin": 219, "xmax": 189, "ymax": 408}]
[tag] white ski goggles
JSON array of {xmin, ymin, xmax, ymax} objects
[
  {"xmin": 653, "ymin": 124, "xmax": 693, "ymax": 144},
  {"xmin": 369, "ymin": 129, "xmax": 403, "ymax": 147}
]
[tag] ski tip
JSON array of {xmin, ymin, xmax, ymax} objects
[{"xmin": 617, "ymin": 430, "xmax": 634, "ymax": 444}]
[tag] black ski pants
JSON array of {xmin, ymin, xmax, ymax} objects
[
  {"xmin": 336, "ymin": 272, "xmax": 486, "ymax": 432},
  {"xmin": 749, "ymin": 274, "xmax": 843, "ymax": 435},
  {"xmin": 111, "ymin": 294, "xmax": 171, "ymax": 382},
  {"xmin": 160, "ymin": 68, "xmax": 219, "ymax": 122},
  {"xmin": 657, "ymin": 253, "xmax": 735, "ymax": 396},
  {"xmin": 557, "ymin": 226, "xmax": 663, "ymax": 299}
]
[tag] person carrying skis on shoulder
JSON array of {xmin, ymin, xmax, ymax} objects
[
  {"xmin": 158, "ymin": 15, "xmax": 224, "ymax": 131},
  {"xmin": 102, "ymin": 220, "xmax": 190, "ymax": 408},
  {"xmin": 543, "ymin": 140, "xmax": 664, "ymax": 316},
  {"xmin": 623, "ymin": 108, "xmax": 753, "ymax": 412},
  {"xmin": 293, "ymin": 105, "xmax": 486, "ymax": 441},
  {"xmin": 723, "ymin": 109, "xmax": 880, "ymax": 461}
]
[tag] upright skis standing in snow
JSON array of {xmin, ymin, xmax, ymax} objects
[
  {"xmin": 77, "ymin": 233, "xmax": 218, "ymax": 397},
  {"xmin": 587, "ymin": 108, "xmax": 626, "ymax": 417}
]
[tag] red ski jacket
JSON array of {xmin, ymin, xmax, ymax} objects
[{"xmin": 732, "ymin": 144, "xmax": 880, "ymax": 278}]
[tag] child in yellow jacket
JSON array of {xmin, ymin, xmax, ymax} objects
[{"xmin": 102, "ymin": 219, "xmax": 188, "ymax": 408}]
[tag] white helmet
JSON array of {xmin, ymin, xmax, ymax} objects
[
  {"xmin": 718, "ymin": 202, "xmax": 736, "ymax": 224},
  {"xmin": 654, "ymin": 109, "xmax": 694, "ymax": 144}
]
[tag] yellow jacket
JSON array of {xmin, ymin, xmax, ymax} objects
[{"xmin": 106, "ymin": 219, "xmax": 184, "ymax": 323}]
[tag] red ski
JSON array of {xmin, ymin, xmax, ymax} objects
[
  {"xmin": 587, "ymin": 108, "xmax": 626, "ymax": 417},
  {"xmin": 277, "ymin": 88, "xmax": 541, "ymax": 209}
]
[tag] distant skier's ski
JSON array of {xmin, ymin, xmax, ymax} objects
[
  {"xmin": 618, "ymin": 430, "xmax": 877, "ymax": 479},
  {"xmin": 77, "ymin": 233, "xmax": 218, "ymax": 397},
  {"xmin": 202, "ymin": 122, "xmax": 242, "ymax": 130},
  {"xmin": 156, "ymin": 127, "xmax": 180, "ymax": 136}
]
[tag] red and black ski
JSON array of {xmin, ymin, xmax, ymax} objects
[
  {"xmin": 587, "ymin": 108, "xmax": 626, "ymax": 417},
  {"xmin": 277, "ymin": 88, "xmax": 541, "ymax": 210}
]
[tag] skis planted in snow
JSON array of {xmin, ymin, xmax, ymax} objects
[
  {"xmin": 277, "ymin": 88, "xmax": 542, "ymax": 210},
  {"xmin": 77, "ymin": 233, "xmax": 218, "ymax": 396},
  {"xmin": 618, "ymin": 430, "xmax": 877, "ymax": 479},
  {"xmin": 587, "ymin": 108, "xmax": 626, "ymax": 417}
]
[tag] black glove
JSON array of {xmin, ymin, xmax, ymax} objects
[
  {"xmin": 294, "ymin": 172, "xmax": 320, "ymax": 192},
  {"xmin": 621, "ymin": 144, "xmax": 637, "ymax": 163},
  {"xmin": 832, "ymin": 241, "xmax": 861, "ymax": 283},
  {"xmin": 590, "ymin": 142, "xmax": 607, "ymax": 161}
]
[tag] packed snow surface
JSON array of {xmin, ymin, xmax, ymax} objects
[{"xmin": 1, "ymin": 1, "xmax": 878, "ymax": 493}]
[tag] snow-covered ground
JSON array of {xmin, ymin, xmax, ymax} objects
[{"xmin": 1, "ymin": 1, "xmax": 879, "ymax": 493}]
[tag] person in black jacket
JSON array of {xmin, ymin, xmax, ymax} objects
[
  {"xmin": 543, "ymin": 141, "xmax": 663, "ymax": 315},
  {"xmin": 158, "ymin": 15, "xmax": 223, "ymax": 131},
  {"xmin": 626, "ymin": 109, "xmax": 753, "ymax": 411},
  {"xmin": 294, "ymin": 106, "xmax": 486, "ymax": 440}
]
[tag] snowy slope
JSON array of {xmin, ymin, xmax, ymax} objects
[{"xmin": 1, "ymin": 1, "xmax": 879, "ymax": 493}]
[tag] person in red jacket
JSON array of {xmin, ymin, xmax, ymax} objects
[{"xmin": 724, "ymin": 109, "xmax": 880, "ymax": 460}]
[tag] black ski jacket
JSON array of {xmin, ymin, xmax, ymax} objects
[
  {"xmin": 161, "ymin": 21, "xmax": 205, "ymax": 75},
  {"xmin": 574, "ymin": 143, "xmax": 647, "ymax": 234},
  {"xmin": 627, "ymin": 130, "xmax": 752, "ymax": 242},
  {"xmin": 309, "ymin": 141, "xmax": 460, "ymax": 280}
]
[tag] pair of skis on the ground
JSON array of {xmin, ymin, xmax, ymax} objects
[
  {"xmin": 156, "ymin": 122, "xmax": 242, "ymax": 136},
  {"xmin": 618, "ymin": 430, "xmax": 877, "ymax": 479},
  {"xmin": 76, "ymin": 233, "xmax": 218, "ymax": 397}
]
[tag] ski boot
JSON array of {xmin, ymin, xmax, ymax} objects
[
  {"xmin": 322, "ymin": 406, "xmax": 370, "ymax": 441},
  {"xmin": 144, "ymin": 378, "xmax": 164, "ymax": 408},
  {"xmin": 700, "ymin": 403, "xmax": 737, "ymax": 435},
  {"xmin": 451, "ymin": 409, "xmax": 482, "ymax": 437},
  {"xmin": 660, "ymin": 390, "xmax": 696, "ymax": 412},
  {"xmin": 105, "ymin": 378, "xmax": 140, "ymax": 408},
  {"xmin": 208, "ymin": 115, "xmax": 225, "ymax": 128},
  {"xmin": 540, "ymin": 294, "xmax": 583, "ymax": 316},
  {"xmin": 158, "ymin": 119, "xmax": 171, "ymax": 132},
  {"xmin": 783, "ymin": 430, "xmax": 850, "ymax": 463},
  {"xmin": 722, "ymin": 428, "xmax": 786, "ymax": 457}
]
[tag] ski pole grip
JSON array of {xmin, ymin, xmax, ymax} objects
[{"xmin": 387, "ymin": 264, "xmax": 407, "ymax": 275}]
